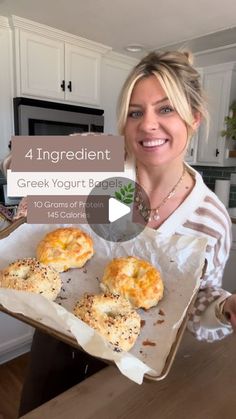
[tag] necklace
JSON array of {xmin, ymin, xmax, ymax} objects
[{"xmin": 135, "ymin": 165, "xmax": 186, "ymax": 222}]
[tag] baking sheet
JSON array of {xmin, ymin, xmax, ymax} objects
[{"xmin": 0, "ymin": 222, "xmax": 207, "ymax": 384}]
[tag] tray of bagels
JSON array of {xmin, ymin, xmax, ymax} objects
[{"xmin": 0, "ymin": 222, "xmax": 207, "ymax": 383}]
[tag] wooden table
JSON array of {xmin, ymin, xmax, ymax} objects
[{"xmin": 20, "ymin": 332, "xmax": 236, "ymax": 419}]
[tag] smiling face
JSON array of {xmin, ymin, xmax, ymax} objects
[{"xmin": 124, "ymin": 75, "xmax": 189, "ymax": 168}]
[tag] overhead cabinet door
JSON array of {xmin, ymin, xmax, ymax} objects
[
  {"xmin": 196, "ymin": 63, "xmax": 236, "ymax": 166},
  {"xmin": 197, "ymin": 70, "xmax": 229, "ymax": 164},
  {"xmin": 18, "ymin": 31, "xmax": 101, "ymax": 105},
  {"xmin": 65, "ymin": 44, "xmax": 101, "ymax": 106},
  {"xmin": 19, "ymin": 30, "xmax": 65, "ymax": 100}
]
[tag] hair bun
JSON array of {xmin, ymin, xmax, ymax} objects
[{"xmin": 182, "ymin": 50, "xmax": 194, "ymax": 65}]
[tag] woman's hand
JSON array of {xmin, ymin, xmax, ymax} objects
[
  {"xmin": 223, "ymin": 294, "xmax": 236, "ymax": 332},
  {"xmin": 13, "ymin": 197, "xmax": 28, "ymax": 220}
]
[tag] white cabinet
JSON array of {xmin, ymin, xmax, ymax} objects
[
  {"xmin": 185, "ymin": 133, "xmax": 198, "ymax": 164},
  {"xmin": 65, "ymin": 43, "xmax": 101, "ymax": 105},
  {"xmin": 12, "ymin": 16, "xmax": 110, "ymax": 107},
  {"xmin": 18, "ymin": 30, "xmax": 65, "ymax": 101},
  {"xmin": 194, "ymin": 63, "xmax": 236, "ymax": 166},
  {"xmin": 0, "ymin": 19, "xmax": 33, "ymax": 364},
  {"xmin": 0, "ymin": 312, "xmax": 33, "ymax": 364},
  {"xmin": 0, "ymin": 17, "xmax": 14, "ymax": 161},
  {"xmin": 101, "ymin": 52, "xmax": 137, "ymax": 134}
]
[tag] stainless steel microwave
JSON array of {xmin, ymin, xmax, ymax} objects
[{"xmin": 13, "ymin": 97, "xmax": 104, "ymax": 137}]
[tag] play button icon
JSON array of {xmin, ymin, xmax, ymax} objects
[
  {"xmin": 85, "ymin": 176, "xmax": 149, "ymax": 242},
  {"xmin": 108, "ymin": 197, "xmax": 130, "ymax": 222}
]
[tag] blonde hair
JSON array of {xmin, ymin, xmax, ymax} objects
[{"xmin": 117, "ymin": 50, "xmax": 208, "ymax": 139}]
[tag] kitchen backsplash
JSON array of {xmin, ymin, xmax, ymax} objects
[{"xmin": 193, "ymin": 165, "xmax": 236, "ymax": 207}]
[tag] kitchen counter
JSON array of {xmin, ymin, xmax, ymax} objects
[{"xmin": 20, "ymin": 332, "xmax": 236, "ymax": 419}]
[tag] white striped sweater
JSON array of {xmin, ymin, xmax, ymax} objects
[{"xmin": 157, "ymin": 164, "xmax": 233, "ymax": 341}]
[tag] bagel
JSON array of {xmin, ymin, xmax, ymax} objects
[
  {"xmin": 36, "ymin": 227, "xmax": 94, "ymax": 272},
  {"xmin": 0, "ymin": 258, "xmax": 61, "ymax": 300},
  {"xmin": 101, "ymin": 256, "xmax": 164, "ymax": 309},
  {"xmin": 73, "ymin": 293, "xmax": 141, "ymax": 351}
]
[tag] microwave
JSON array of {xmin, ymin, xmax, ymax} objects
[{"xmin": 13, "ymin": 97, "xmax": 104, "ymax": 137}]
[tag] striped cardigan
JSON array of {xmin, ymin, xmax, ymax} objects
[{"xmin": 157, "ymin": 164, "xmax": 233, "ymax": 341}]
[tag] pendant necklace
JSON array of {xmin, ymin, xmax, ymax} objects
[{"xmin": 135, "ymin": 165, "xmax": 186, "ymax": 222}]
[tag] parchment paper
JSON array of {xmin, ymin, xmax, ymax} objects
[{"xmin": 0, "ymin": 223, "xmax": 207, "ymax": 384}]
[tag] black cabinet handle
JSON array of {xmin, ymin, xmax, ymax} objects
[
  {"xmin": 67, "ymin": 81, "xmax": 72, "ymax": 92},
  {"xmin": 60, "ymin": 80, "xmax": 65, "ymax": 91},
  {"xmin": 216, "ymin": 148, "xmax": 220, "ymax": 157},
  {"xmin": 190, "ymin": 148, "xmax": 194, "ymax": 157}
]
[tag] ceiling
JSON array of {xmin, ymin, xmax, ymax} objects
[{"xmin": 0, "ymin": 0, "xmax": 236, "ymax": 58}]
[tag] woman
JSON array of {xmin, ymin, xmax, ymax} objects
[
  {"xmin": 117, "ymin": 50, "xmax": 236, "ymax": 338},
  {"xmin": 2, "ymin": 50, "xmax": 236, "ymax": 416}
]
